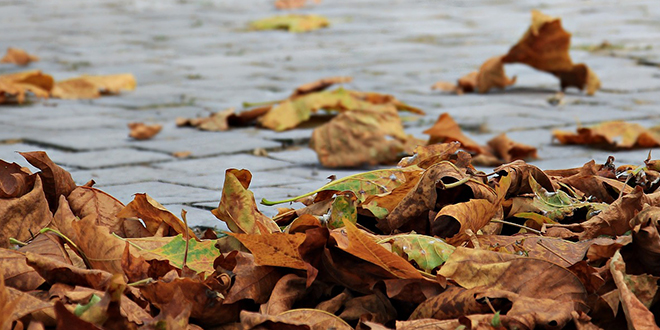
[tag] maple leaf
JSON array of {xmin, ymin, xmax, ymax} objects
[{"xmin": 250, "ymin": 14, "xmax": 329, "ymax": 33}]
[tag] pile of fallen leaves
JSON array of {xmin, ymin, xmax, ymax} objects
[{"xmin": 2, "ymin": 146, "xmax": 660, "ymax": 329}]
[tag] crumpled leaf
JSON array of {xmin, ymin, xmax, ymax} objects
[
  {"xmin": 1, "ymin": 47, "xmax": 39, "ymax": 66},
  {"xmin": 310, "ymin": 105, "xmax": 417, "ymax": 168},
  {"xmin": 328, "ymin": 192, "xmax": 357, "ymax": 229},
  {"xmin": 212, "ymin": 169, "xmax": 280, "ymax": 234},
  {"xmin": 486, "ymin": 133, "xmax": 538, "ymax": 163},
  {"xmin": 250, "ymin": 14, "xmax": 329, "ymax": 33},
  {"xmin": 51, "ymin": 73, "xmax": 136, "ymax": 99},
  {"xmin": 220, "ymin": 251, "xmax": 282, "ymax": 304},
  {"xmin": 553, "ymin": 121, "xmax": 660, "ymax": 149},
  {"xmin": 127, "ymin": 122, "xmax": 162, "ymax": 140},
  {"xmin": 526, "ymin": 175, "xmax": 609, "ymax": 222},
  {"xmin": 259, "ymin": 273, "xmax": 307, "ymax": 316},
  {"xmin": 20, "ymin": 151, "xmax": 77, "ymax": 212},
  {"xmin": 291, "ymin": 76, "xmax": 351, "ymax": 97},
  {"xmin": 423, "ymin": 113, "xmax": 484, "ymax": 154},
  {"xmin": 610, "ymin": 250, "xmax": 660, "ymax": 330},
  {"xmin": 0, "ymin": 175, "xmax": 52, "ymax": 248},
  {"xmin": 67, "ymin": 186, "xmax": 135, "ymax": 238},
  {"xmin": 176, "ymin": 108, "xmax": 235, "ymax": 132},
  {"xmin": 631, "ymin": 205, "xmax": 660, "ymax": 275},
  {"xmin": 241, "ymin": 309, "xmax": 352, "ymax": 330},
  {"xmin": 502, "ymin": 10, "xmax": 601, "ymax": 95},
  {"xmin": 117, "ymin": 193, "xmax": 198, "ymax": 240},
  {"xmin": 0, "ymin": 70, "xmax": 53, "ymax": 103},
  {"xmin": 25, "ymin": 252, "xmax": 112, "ymax": 290},
  {"xmin": 452, "ymin": 56, "xmax": 517, "ymax": 94},
  {"xmin": 381, "ymin": 233, "xmax": 455, "ymax": 273}
]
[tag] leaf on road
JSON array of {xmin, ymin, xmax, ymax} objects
[
  {"xmin": 127, "ymin": 122, "xmax": 162, "ymax": 140},
  {"xmin": 251, "ymin": 14, "xmax": 329, "ymax": 33},
  {"xmin": 51, "ymin": 73, "xmax": 136, "ymax": 99},
  {"xmin": 486, "ymin": 133, "xmax": 538, "ymax": 163},
  {"xmin": 176, "ymin": 108, "xmax": 235, "ymax": 131},
  {"xmin": 310, "ymin": 105, "xmax": 417, "ymax": 168},
  {"xmin": 0, "ymin": 70, "xmax": 53, "ymax": 103},
  {"xmin": 423, "ymin": 113, "xmax": 484, "ymax": 154},
  {"xmin": 553, "ymin": 121, "xmax": 660, "ymax": 149},
  {"xmin": 291, "ymin": 76, "xmax": 352, "ymax": 97},
  {"xmin": 1, "ymin": 47, "xmax": 39, "ymax": 66},
  {"xmin": 212, "ymin": 169, "xmax": 281, "ymax": 234}
]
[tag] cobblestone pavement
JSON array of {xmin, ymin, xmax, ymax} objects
[{"xmin": 1, "ymin": 0, "xmax": 660, "ymax": 230}]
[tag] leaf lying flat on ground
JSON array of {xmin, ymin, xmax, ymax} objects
[
  {"xmin": 0, "ymin": 70, "xmax": 53, "ymax": 103},
  {"xmin": 251, "ymin": 14, "xmax": 329, "ymax": 33},
  {"xmin": 553, "ymin": 121, "xmax": 660, "ymax": 149},
  {"xmin": 176, "ymin": 108, "xmax": 235, "ymax": 131},
  {"xmin": 127, "ymin": 122, "xmax": 162, "ymax": 140},
  {"xmin": 51, "ymin": 73, "xmax": 136, "ymax": 99},
  {"xmin": 0, "ymin": 47, "xmax": 39, "ymax": 66},
  {"xmin": 310, "ymin": 105, "xmax": 418, "ymax": 168}
]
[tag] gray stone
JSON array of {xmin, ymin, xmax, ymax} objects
[{"xmin": 48, "ymin": 148, "xmax": 173, "ymax": 169}]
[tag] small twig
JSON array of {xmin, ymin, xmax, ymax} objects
[
  {"xmin": 484, "ymin": 297, "xmax": 497, "ymax": 314},
  {"xmin": 491, "ymin": 219, "xmax": 543, "ymax": 235}
]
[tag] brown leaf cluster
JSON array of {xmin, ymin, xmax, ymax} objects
[
  {"xmin": 433, "ymin": 10, "xmax": 601, "ymax": 95},
  {"xmin": 2, "ymin": 145, "xmax": 660, "ymax": 329}
]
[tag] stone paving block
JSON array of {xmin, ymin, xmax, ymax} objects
[
  {"xmin": 266, "ymin": 147, "xmax": 319, "ymax": 166},
  {"xmin": 48, "ymin": 148, "xmax": 173, "ymax": 169},
  {"xmin": 97, "ymin": 181, "xmax": 219, "ymax": 205},
  {"xmin": 69, "ymin": 165, "xmax": 181, "ymax": 186},
  {"xmin": 26, "ymin": 128, "xmax": 133, "ymax": 151},
  {"xmin": 154, "ymin": 153, "xmax": 295, "ymax": 175},
  {"xmin": 160, "ymin": 169, "xmax": 311, "ymax": 191},
  {"xmin": 0, "ymin": 142, "xmax": 69, "ymax": 173},
  {"xmin": 193, "ymin": 186, "xmax": 309, "ymax": 219},
  {"xmin": 132, "ymin": 129, "xmax": 282, "ymax": 158},
  {"xmin": 161, "ymin": 204, "xmax": 229, "ymax": 232}
]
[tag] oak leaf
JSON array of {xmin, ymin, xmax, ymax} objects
[
  {"xmin": 250, "ymin": 14, "xmax": 329, "ymax": 33},
  {"xmin": 127, "ymin": 122, "xmax": 162, "ymax": 140},
  {"xmin": 0, "ymin": 47, "xmax": 39, "ymax": 66}
]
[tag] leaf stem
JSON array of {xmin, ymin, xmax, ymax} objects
[
  {"xmin": 9, "ymin": 238, "xmax": 28, "ymax": 247},
  {"xmin": 490, "ymin": 219, "xmax": 543, "ymax": 235},
  {"xmin": 127, "ymin": 278, "xmax": 153, "ymax": 287},
  {"xmin": 40, "ymin": 228, "xmax": 93, "ymax": 269}
]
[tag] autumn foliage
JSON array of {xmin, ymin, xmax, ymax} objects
[{"xmin": 2, "ymin": 146, "xmax": 660, "ymax": 329}]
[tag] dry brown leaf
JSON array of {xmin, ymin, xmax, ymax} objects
[
  {"xmin": 0, "ymin": 248, "xmax": 45, "ymax": 292},
  {"xmin": 229, "ymin": 232, "xmax": 307, "ymax": 270},
  {"xmin": 212, "ymin": 169, "xmax": 281, "ymax": 234},
  {"xmin": 25, "ymin": 252, "xmax": 113, "ymax": 290},
  {"xmin": 338, "ymin": 216, "xmax": 423, "ymax": 279},
  {"xmin": 291, "ymin": 76, "xmax": 352, "ymax": 97},
  {"xmin": 431, "ymin": 81, "xmax": 462, "ymax": 94},
  {"xmin": 423, "ymin": 113, "xmax": 484, "ymax": 154},
  {"xmin": 610, "ymin": 250, "xmax": 660, "ymax": 330},
  {"xmin": 486, "ymin": 133, "xmax": 538, "ymax": 163},
  {"xmin": 0, "ymin": 175, "xmax": 52, "ymax": 248},
  {"xmin": 275, "ymin": 0, "xmax": 307, "ymax": 10},
  {"xmin": 221, "ymin": 252, "xmax": 282, "ymax": 305},
  {"xmin": 474, "ymin": 55, "xmax": 517, "ymax": 93},
  {"xmin": 0, "ymin": 272, "xmax": 16, "ymax": 330},
  {"xmin": 502, "ymin": 10, "xmax": 600, "ymax": 95},
  {"xmin": 1, "ymin": 47, "xmax": 39, "ymax": 66},
  {"xmin": 176, "ymin": 108, "xmax": 235, "ymax": 132},
  {"xmin": 553, "ymin": 121, "xmax": 660, "ymax": 149},
  {"xmin": 19, "ymin": 151, "xmax": 77, "ymax": 212},
  {"xmin": 310, "ymin": 105, "xmax": 414, "ymax": 168},
  {"xmin": 127, "ymin": 122, "xmax": 162, "ymax": 140},
  {"xmin": 70, "ymin": 214, "xmax": 126, "ymax": 274},
  {"xmin": 259, "ymin": 273, "xmax": 307, "ymax": 315},
  {"xmin": 67, "ymin": 186, "xmax": 135, "ymax": 238},
  {"xmin": 171, "ymin": 151, "xmax": 192, "ymax": 158},
  {"xmin": 51, "ymin": 73, "xmax": 136, "ymax": 99},
  {"xmin": 432, "ymin": 199, "xmax": 499, "ymax": 245},
  {"xmin": 117, "ymin": 193, "xmax": 198, "ymax": 240},
  {"xmin": 0, "ymin": 70, "xmax": 53, "ymax": 103}
]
